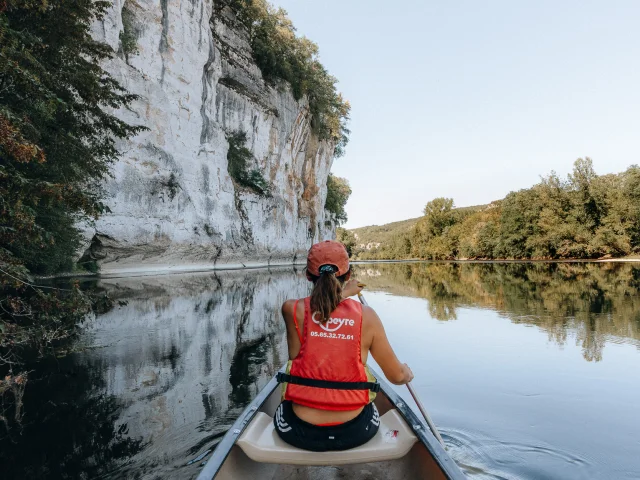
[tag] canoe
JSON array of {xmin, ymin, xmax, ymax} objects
[{"xmin": 197, "ymin": 367, "xmax": 466, "ymax": 479}]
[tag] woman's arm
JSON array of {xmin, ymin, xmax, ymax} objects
[
  {"xmin": 281, "ymin": 299, "xmax": 304, "ymax": 360},
  {"xmin": 341, "ymin": 278, "xmax": 364, "ymax": 298},
  {"xmin": 364, "ymin": 305, "xmax": 414, "ymax": 385}
]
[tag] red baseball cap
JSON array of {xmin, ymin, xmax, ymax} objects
[{"xmin": 306, "ymin": 240, "xmax": 350, "ymax": 276}]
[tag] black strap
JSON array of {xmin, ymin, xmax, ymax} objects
[{"xmin": 277, "ymin": 372, "xmax": 380, "ymax": 393}]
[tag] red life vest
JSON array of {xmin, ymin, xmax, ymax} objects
[{"xmin": 282, "ymin": 297, "xmax": 377, "ymax": 411}]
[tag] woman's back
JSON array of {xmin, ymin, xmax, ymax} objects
[
  {"xmin": 274, "ymin": 240, "xmax": 413, "ymax": 452},
  {"xmin": 282, "ymin": 292, "xmax": 412, "ymax": 425}
]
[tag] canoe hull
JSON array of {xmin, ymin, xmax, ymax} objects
[
  {"xmin": 216, "ymin": 443, "xmax": 447, "ymax": 479},
  {"xmin": 197, "ymin": 368, "xmax": 465, "ymax": 480}
]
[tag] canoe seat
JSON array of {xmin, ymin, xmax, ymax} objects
[{"xmin": 237, "ymin": 410, "xmax": 418, "ymax": 466}]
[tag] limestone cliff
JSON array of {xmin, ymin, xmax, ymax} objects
[{"xmin": 84, "ymin": 0, "xmax": 336, "ymax": 274}]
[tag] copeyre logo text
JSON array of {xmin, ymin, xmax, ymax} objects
[{"xmin": 312, "ymin": 312, "xmax": 355, "ymax": 332}]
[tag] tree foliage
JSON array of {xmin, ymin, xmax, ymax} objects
[
  {"xmin": 1, "ymin": 0, "xmax": 143, "ymax": 274},
  {"xmin": 229, "ymin": 0, "xmax": 350, "ymax": 156},
  {"xmin": 0, "ymin": 0, "xmax": 141, "ymax": 401},
  {"xmin": 352, "ymin": 159, "xmax": 640, "ymax": 260},
  {"xmin": 336, "ymin": 227, "xmax": 356, "ymax": 256},
  {"xmin": 325, "ymin": 174, "xmax": 351, "ymax": 225}
]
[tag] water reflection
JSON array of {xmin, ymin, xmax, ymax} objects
[
  {"xmin": 0, "ymin": 357, "xmax": 145, "ymax": 479},
  {"xmin": 2, "ymin": 262, "xmax": 639, "ymax": 479},
  {"xmin": 0, "ymin": 267, "xmax": 307, "ymax": 479},
  {"xmin": 355, "ymin": 262, "xmax": 640, "ymax": 361}
]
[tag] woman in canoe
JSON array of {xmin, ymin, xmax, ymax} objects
[{"xmin": 275, "ymin": 240, "xmax": 414, "ymax": 452}]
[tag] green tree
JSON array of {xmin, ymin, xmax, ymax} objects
[
  {"xmin": 0, "ymin": 0, "xmax": 141, "ymax": 403},
  {"xmin": 1, "ymin": 0, "xmax": 143, "ymax": 274},
  {"xmin": 497, "ymin": 188, "xmax": 542, "ymax": 258},
  {"xmin": 622, "ymin": 165, "xmax": 640, "ymax": 250},
  {"xmin": 325, "ymin": 174, "xmax": 351, "ymax": 225},
  {"xmin": 422, "ymin": 197, "xmax": 455, "ymax": 237},
  {"xmin": 569, "ymin": 157, "xmax": 601, "ymax": 229},
  {"xmin": 410, "ymin": 198, "xmax": 457, "ymax": 259},
  {"xmin": 528, "ymin": 173, "xmax": 587, "ymax": 258},
  {"xmin": 455, "ymin": 206, "xmax": 501, "ymax": 259},
  {"xmin": 336, "ymin": 227, "xmax": 356, "ymax": 256},
  {"xmin": 385, "ymin": 232, "xmax": 412, "ymax": 259},
  {"xmin": 587, "ymin": 173, "xmax": 633, "ymax": 256}
]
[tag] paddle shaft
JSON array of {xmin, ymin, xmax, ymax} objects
[
  {"xmin": 406, "ymin": 382, "xmax": 446, "ymax": 448},
  {"xmin": 357, "ymin": 292, "xmax": 447, "ymax": 449}
]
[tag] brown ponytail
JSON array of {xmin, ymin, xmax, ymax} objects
[{"xmin": 309, "ymin": 267, "xmax": 350, "ymax": 323}]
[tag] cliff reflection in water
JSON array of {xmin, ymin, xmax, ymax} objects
[
  {"xmin": 0, "ymin": 267, "xmax": 307, "ymax": 480},
  {"xmin": 355, "ymin": 262, "xmax": 640, "ymax": 362}
]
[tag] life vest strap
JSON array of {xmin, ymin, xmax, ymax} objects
[{"xmin": 277, "ymin": 372, "xmax": 381, "ymax": 393}]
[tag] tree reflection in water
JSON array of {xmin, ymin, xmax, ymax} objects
[
  {"xmin": 0, "ymin": 355, "xmax": 144, "ymax": 479},
  {"xmin": 355, "ymin": 262, "xmax": 640, "ymax": 362},
  {"xmin": 229, "ymin": 336, "xmax": 269, "ymax": 408}
]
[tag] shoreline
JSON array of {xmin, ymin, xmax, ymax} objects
[
  {"xmin": 353, "ymin": 258, "xmax": 640, "ymax": 264},
  {"xmin": 43, "ymin": 257, "xmax": 640, "ymax": 281},
  {"xmin": 42, "ymin": 260, "xmax": 308, "ymax": 281}
]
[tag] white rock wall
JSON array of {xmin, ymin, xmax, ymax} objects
[{"xmin": 85, "ymin": 0, "xmax": 336, "ymax": 274}]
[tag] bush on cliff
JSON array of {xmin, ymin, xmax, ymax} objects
[
  {"xmin": 325, "ymin": 174, "xmax": 351, "ymax": 225},
  {"xmin": 226, "ymin": 131, "xmax": 271, "ymax": 195},
  {"xmin": 229, "ymin": 0, "xmax": 350, "ymax": 157}
]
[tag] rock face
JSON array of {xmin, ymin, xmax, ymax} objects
[{"xmin": 86, "ymin": 0, "xmax": 336, "ymax": 274}]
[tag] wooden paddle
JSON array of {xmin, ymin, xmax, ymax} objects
[{"xmin": 358, "ymin": 291, "xmax": 447, "ymax": 449}]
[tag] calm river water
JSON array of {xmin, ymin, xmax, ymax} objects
[{"xmin": 1, "ymin": 262, "xmax": 639, "ymax": 479}]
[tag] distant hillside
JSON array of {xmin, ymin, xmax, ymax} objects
[
  {"xmin": 351, "ymin": 218, "xmax": 421, "ymax": 250},
  {"xmin": 350, "ymin": 204, "xmax": 488, "ymax": 253}
]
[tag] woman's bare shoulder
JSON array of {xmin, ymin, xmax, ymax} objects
[
  {"xmin": 282, "ymin": 298, "xmax": 305, "ymax": 318},
  {"xmin": 282, "ymin": 299, "xmax": 296, "ymax": 310},
  {"xmin": 362, "ymin": 304, "xmax": 384, "ymax": 332},
  {"xmin": 281, "ymin": 299, "xmax": 296, "ymax": 317},
  {"xmin": 361, "ymin": 304, "xmax": 381, "ymax": 321}
]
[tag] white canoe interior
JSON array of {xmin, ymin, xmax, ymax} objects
[{"xmin": 213, "ymin": 385, "xmax": 451, "ymax": 480}]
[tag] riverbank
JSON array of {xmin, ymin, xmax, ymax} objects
[
  {"xmin": 599, "ymin": 256, "xmax": 640, "ymax": 262},
  {"xmin": 354, "ymin": 257, "xmax": 640, "ymax": 264},
  {"xmin": 42, "ymin": 259, "xmax": 308, "ymax": 280},
  {"xmin": 44, "ymin": 256, "xmax": 640, "ymax": 281}
]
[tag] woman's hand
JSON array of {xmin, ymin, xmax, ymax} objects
[
  {"xmin": 388, "ymin": 364, "xmax": 414, "ymax": 385},
  {"xmin": 341, "ymin": 278, "xmax": 364, "ymax": 298},
  {"xmin": 401, "ymin": 363, "xmax": 414, "ymax": 384}
]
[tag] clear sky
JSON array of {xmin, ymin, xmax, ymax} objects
[{"xmin": 272, "ymin": 0, "xmax": 640, "ymax": 229}]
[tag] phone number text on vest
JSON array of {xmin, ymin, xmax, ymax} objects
[{"xmin": 310, "ymin": 331, "xmax": 355, "ymax": 340}]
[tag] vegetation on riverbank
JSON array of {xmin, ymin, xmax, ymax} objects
[
  {"xmin": 351, "ymin": 159, "xmax": 640, "ymax": 261},
  {"xmin": 0, "ymin": 0, "xmax": 140, "ymax": 425}
]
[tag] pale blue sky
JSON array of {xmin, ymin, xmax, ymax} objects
[{"xmin": 272, "ymin": 0, "xmax": 640, "ymax": 228}]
